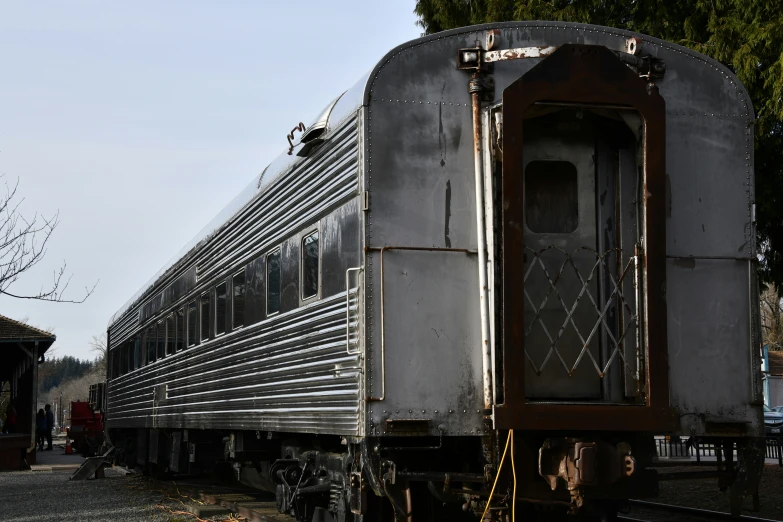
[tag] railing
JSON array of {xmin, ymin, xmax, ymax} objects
[{"xmin": 654, "ymin": 437, "xmax": 783, "ymax": 467}]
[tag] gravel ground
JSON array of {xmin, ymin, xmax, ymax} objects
[
  {"xmin": 0, "ymin": 468, "xmax": 230, "ymax": 522},
  {"xmin": 656, "ymin": 466, "xmax": 783, "ymax": 520}
]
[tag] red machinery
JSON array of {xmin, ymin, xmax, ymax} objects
[{"xmin": 66, "ymin": 383, "xmax": 104, "ymax": 456}]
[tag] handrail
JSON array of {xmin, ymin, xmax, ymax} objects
[{"xmin": 346, "ymin": 266, "xmax": 363, "ymax": 356}]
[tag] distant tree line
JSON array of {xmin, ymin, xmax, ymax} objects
[{"xmin": 38, "ymin": 355, "xmax": 96, "ymax": 394}]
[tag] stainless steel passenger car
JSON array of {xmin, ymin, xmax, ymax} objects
[{"xmin": 106, "ymin": 22, "xmax": 764, "ymax": 521}]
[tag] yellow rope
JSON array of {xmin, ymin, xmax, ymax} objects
[
  {"xmin": 479, "ymin": 429, "xmax": 514, "ymax": 522},
  {"xmin": 511, "ymin": 430, "xmax": 516, "ymax": 522}
]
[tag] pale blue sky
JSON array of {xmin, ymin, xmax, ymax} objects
[{"xmin": 0, "ymin": 1, "xmax": 421, "ymax": 359}]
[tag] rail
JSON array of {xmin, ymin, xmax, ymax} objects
[
  {"xmin": 621, "ymin": 500, "xmax": 778, "ymax": 522},
  {"xmin": 654, "ymin": 437, "xmax": 783, "ymax": 467}
]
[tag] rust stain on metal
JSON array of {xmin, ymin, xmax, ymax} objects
[
  {"xmin": 484, "ymin": 46, "xmax": 558, "ymax": 63},
  {"xmin": 495, "ymin": 44, "xmax": 669, "ymax": 432}
]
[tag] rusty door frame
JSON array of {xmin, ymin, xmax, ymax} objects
[{"xmin": 495, "ymin": 44, "xmax": 673, "ymax": 431}]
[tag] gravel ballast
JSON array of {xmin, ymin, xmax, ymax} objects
[{"xmin": 0, "ymin": 469, "xmax": 183, "ymax": 522}]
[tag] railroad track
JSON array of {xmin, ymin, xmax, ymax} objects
[
  {"xmin": 150, "ymin": 476, "xmax": 295, "ymax": 522},
  {"xmin": 620, "ymin": 499, "xmax": 779, "ymax": 522},
  {"xmin": 151, "ymin": 477, "xmax": 781, "ymax": 522}
]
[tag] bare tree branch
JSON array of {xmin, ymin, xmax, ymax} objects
[{"xmin": 0, "ymin": 175, "xmax": 96, "ymax": 302}]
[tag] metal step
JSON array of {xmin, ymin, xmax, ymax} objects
[{"xmin": 69, "ymin": 447, "xmax": 114, "ymax": 480}]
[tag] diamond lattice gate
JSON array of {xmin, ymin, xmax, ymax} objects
[{"xmin": 523, "ymin": 245, "xmax": 644, "ymax": 404}]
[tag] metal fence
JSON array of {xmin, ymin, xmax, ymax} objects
[{"xmin": 655, "ymin": 437, "xmax": 783, "ymax": 467}]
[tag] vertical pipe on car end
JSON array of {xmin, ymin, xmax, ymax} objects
[{"xmin": 469, "ymin": 72, "xmax": 494, "ymax": 413}]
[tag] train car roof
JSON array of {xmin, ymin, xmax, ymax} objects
[
  {"xmin": 109, "ymin": 21, "xmax": 752, "ymax": 329},
  {"xmin": 108, "ymin": 69, "xmax": 370, "ymax": 326}
]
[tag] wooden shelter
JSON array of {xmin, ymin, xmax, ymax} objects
[{"xmin": 0, "ymin": 314, "xmax": 56, "ymax": 469}]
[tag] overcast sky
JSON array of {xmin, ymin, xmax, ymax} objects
[{"xmin": 0, "ymin": 2, "xmax": 420, "ymax": 360}]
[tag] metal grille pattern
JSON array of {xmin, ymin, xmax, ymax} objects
[{"xmin": 524, "ymin": 245, "xmax": 641, "ymax": 381}]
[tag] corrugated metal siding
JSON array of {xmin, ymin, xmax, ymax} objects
[
  {"xmin": 108, "ymin": 116, "xmax": 359, "ymax": 346},
  {"xmin": 106, "ymin": 115, "xmax": 362, "ymax": 436},
  {"xmin": 107, "ymin": 293, "xmax": 361, "ymax": 434}
]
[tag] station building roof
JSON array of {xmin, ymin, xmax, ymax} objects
[
  {"xmin": 0, "ymin": 314, "xmax": 56, "ymax": 382},
  {"xmin": 0, "ymin": 314, "xmax": 56, "ymax": 343}
]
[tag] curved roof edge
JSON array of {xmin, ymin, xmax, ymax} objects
[
  {"xmin": 362, "ymin": 21, "xmax": 754, "ymax": 120},
  {"xmin": 108, "ymin": 70, "xmax": 373, "ymax": 328}
]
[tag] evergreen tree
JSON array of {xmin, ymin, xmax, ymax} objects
[
  {"xmin": 38, "ymin": 355, "xmax": 94, "ymax": 393},
  {"xmin": 414, "ymin": 0, "xmax": 783, "ymax": 285}
]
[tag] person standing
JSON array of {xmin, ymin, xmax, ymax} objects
[
  {"xmin": 3, "ymin": 403, "xmax": 17, "ymax": 434},
  {"xmin": 44, "ymin": 404, "xmax": 54, "ymax": 451},
  {"xmin": 35, "ymin": 409, "xmax": 46, "ymax": 451}
]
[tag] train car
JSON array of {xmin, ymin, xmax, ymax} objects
[{"xmin": 105, "ymin": 22, "xmax": 763, "ymax": 521}]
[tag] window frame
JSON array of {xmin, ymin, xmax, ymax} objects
[
  {"xmin": 156, "ymin": 319, "xmax": 165, "ymax": 360},
  {"xmin": 300, "ymin": 226, "xmax": 321, "ymax": 302},
  {"xmin": 523, "ymin": 159, "xmax": 580, "ymax": 235},
  {"xmin": 232, "ymin": 269, "xmax": 245, "ymax": 330},
  {"xmin": 147, "ymin": 324, "xmax": 157, "ymax": 365},
  {"xmin": 187, "ymin": 300, "xmax": 197, "ymax": 348},
  {"xmin": 200, "ymin": 291, "xmax": 211, "ymax": 342},
  {"xmin": 215, "ymin": 281, "xmax": 227, "ymax": 337},
  {"xmin": 165, "ymin": 313, "xmax": 175, "ymax": 356},
  {"xmin": 266, "ymin": 247, "xmax": 282, "ymax": 317},
  {"xmin": 125, "ymin": 342, "xmax": 132, "ymax": 373},
  {"xmin": 134, "ymin": 335, "xmax": 142, "ymax": 370},
  {"xmin": 176, "ymin": 307, "xmax": 185, "ymax": 352},
  {"xmin": 122, "ymin": 343, "xmax": 129, "ymax": 375}
]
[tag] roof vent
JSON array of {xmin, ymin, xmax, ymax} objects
[{"xmin": 295, "ymin": 92, "xmax": 346, "ymax": 157}]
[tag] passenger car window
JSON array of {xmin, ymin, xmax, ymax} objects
[
  {"xmin": 134, "ymin": 336, "xmax": 142, "ymax": 370},
  {"xmin": 525, "ymin": 160, "xmax": 579, "ymax": 233},
  {"xmin": 165, "ymin": 315, "xmax": 174, "ymax": 356},
  {"xmin": 302, "ymin": 231, "xmax": 319, "ymax": 300},
  {"xmin": 147, "ymin": 325, "xmax": 157, "ymax": 364},
  {"xmin": 215, "ymin": 282, "xmax": 227, "ymax": 336},
  {"xmin": 177, "ymin": 308, "xmax": 185, "ymax": 351},
  {"xmin": 267, "ymin": 249, "xmax": 281, "ymax": 315},
  {"xmin": 200, "ymin": 292, "xmax": 211, "ymax": 341},
  {"xmin": 233, "ymin": 270, "xmax": 245, "ymax": 329},
  {"xmin": 187, "ymin": 301, "xmax": 197, "ymax": 347},
  {"xmin": 157, "ymin": 321, "xmax": 165, "ymax": 359},
  {"xmin": 120, "ymin": 345, "xmax": 128, "ymax": 375}
]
